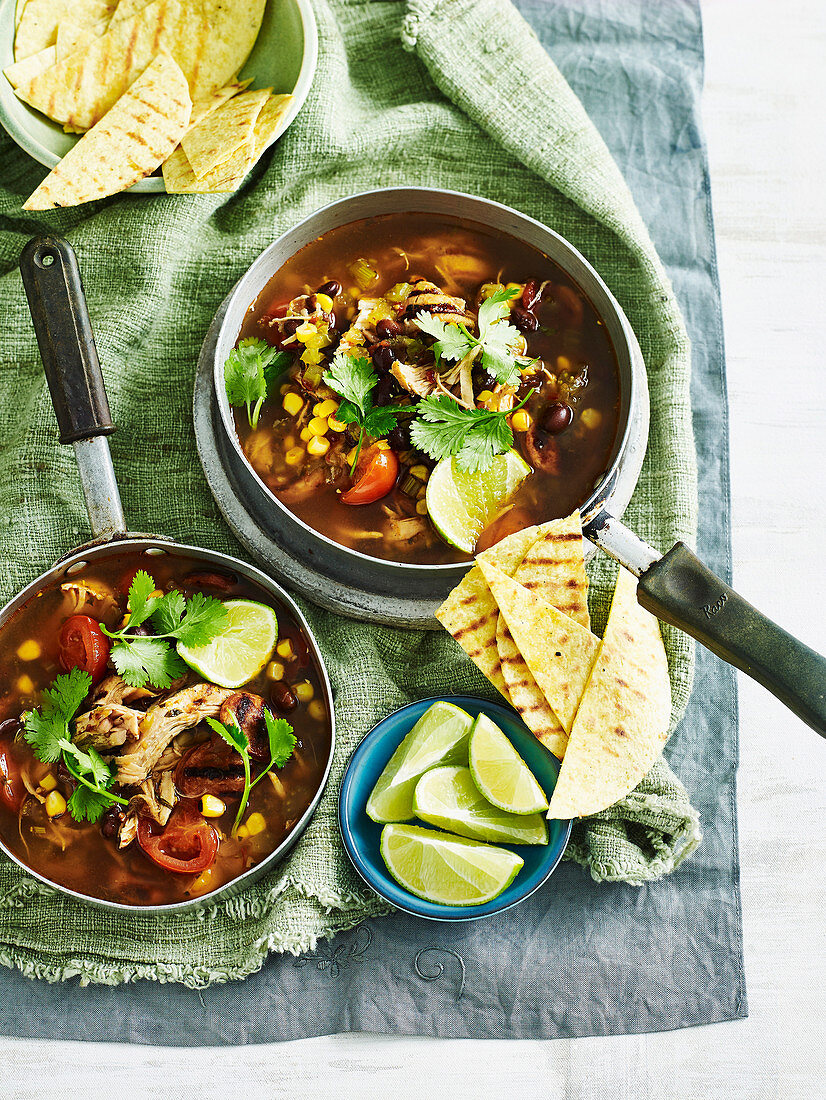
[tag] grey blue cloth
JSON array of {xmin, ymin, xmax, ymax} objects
[{"xmin": 0, "ymin": 0, "xmax": 745, "ymax": 1041}]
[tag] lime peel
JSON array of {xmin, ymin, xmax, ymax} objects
[
  {"xmin": 177, "ymin": 599, "xmax": 278, "ymax": 688},
  {"xmin": 468, "ymin": 713, "xmax": 549, "ymax": 815},
  {"xmin": 426, "ymin": 450, "xmax": 531, "ymax": 553}
]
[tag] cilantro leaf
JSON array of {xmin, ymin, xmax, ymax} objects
[
  {"xmin": 362, "ymin": 405, "xmax": 400, "ymax": 439},
  {"xmin": 224, "ymin": 338, "xmax": 284, "ymax": 429},
  {"xmin": 480, "ymin": 345, "xmax": 521, "ymax": 387},
  {"xmin": 414, "ymin": 287, "xmax": 524, "ymax": 385},
  {"xmin": 67, "ymin": 784, "xmax": 114, "ymax": 824},
  {"xmin": 477, "ymin": 286, "xmax": 521, "ymax": 335},
  {"xmin": 264, "ymin": 712, "xmax": 296, "ymax": 770},
  {"xmin": 110, "ymin": 636, "xmax": 187, "ymax": 689},
  {"xmin": 172, "ymin": 592, "xmax": 228, "ymax": 648},
  {"xmin": 126, "ymin": 570, "xmax": 160, "ymax": 630},
  {"xmin": 206, "ymin": 716, "xmax": 248, "ymax": 755},
  {"xmin": 411, "ymin": 391, "xmax": 532, "ymax": 474},
  {"xmin": 323, "ymin": 353, "xmax": 376, "ymax": 411},
  {"xmin": 149, "ymin": 589, "xmax": 186, "ymax": 635},
  {"xmin": 412, "ymin": 312, "xmax": 474, "ymax": 365},
  {"xmin": 23, "ymin": 668, "xmax": 92, "ymax": 763}
]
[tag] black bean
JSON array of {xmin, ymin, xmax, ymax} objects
[
  {"xmin": 388, "ymin": 424, "xmax": 410, "ymax": 451},
  {"xmin": 100, "ymin": 807, "xmax": 125, "ymax": 840},
  {"xmin": 521, "ymin": 280, "xmax": 540, "ymax": 311},
  {"xmin": 539, "ymin": 401, "xmax": 573, "ymax": 434},
  {"xmin": 375, "ymin": 318, "xmax": 403, "ymax": 340},
  {"xmin": 271, "ymin": 682, "xmax": 298, "ymax": 713},
  {"xmin": 317, "ymin": 280, "xmax": 342, "ymax": 298},
  {"xmin": 373, "ymin": 373, "xmax": 395, "ymax": 408},
  {"xmin": 0, "ymin": 718, "xmax": 19, "ymax": 741},
  {"xmin": 371, "ymin": 343, "xmax": 394, "ymax": 374},
  {"xmin": 511, "ymin": 306, "xmax": 540, "ymax": 333}
]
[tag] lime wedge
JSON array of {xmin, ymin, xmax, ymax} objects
[
  {"xmin": 380, "ymin": 823, "xmax": 524, "ymax": 906},
  {"xmin": 413, "ymin": 765, "xmax": 548, "ymax": 845},
  {"xmin": 426, "ymin": 450, "xmax": 531, "ymax": 553},
  {"xmin": 366, "ymin": 701, "xmax": 473, "ymax": 823},
  {"xmin": 468, "ymin": 713, "xmax": 549, "ymax": 815},
  {"xmin": 177, "ymin": 599, "xmax": 278, "ymax": 689}
]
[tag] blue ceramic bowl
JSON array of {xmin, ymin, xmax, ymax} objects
[{"xmin": 338, "ymin": 696, "xmax": 572, "ymax": 921}]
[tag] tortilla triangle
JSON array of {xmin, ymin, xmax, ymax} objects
[
  {"xmin": 548, "ymin": 567, "xmax": 672, "ymax": 819},
  {"xmin": 478, "ymin": 560, "xmax": 599, "ymax": 734}
]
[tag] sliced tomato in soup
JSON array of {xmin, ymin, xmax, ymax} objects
[
  {"xmin": 341, "ymin": 446, "xmax": 399, "ymax": 505},
  {"xmin": 137, "ymin": 799, "xmax": 219, "ymax": 875},
  {"xmin": 58, "ymin": 614, "xmax": 110, "ymax": 684}
]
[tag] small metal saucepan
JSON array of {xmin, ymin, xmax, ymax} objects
[
  {"xmin": 211, "ymin": 188, "xmax": 826, "ymax": 736},
  {"xmin": 1, "ymin": 236, "xmax": 336, "ymax": 912}
]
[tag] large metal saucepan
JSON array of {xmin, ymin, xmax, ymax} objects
[
  {"xmin": 1, "ymin": 236, "xmax": 336, "ymax": 912},
  {"xmin": 210, "ymin": 188, "xmax": 826, "ymax": 736}
]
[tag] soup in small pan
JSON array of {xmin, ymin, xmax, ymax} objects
[
  {"xmin": 229, "ymin": 212, "xmax": 621, "ymax": 564},
  {"xmin": 0, "ymin": 552, "xmax": 331, "ymax": 907}
]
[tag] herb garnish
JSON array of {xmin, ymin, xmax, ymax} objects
[
  {"xmin": 101, "ymin": 571, "xmax": 228, "ymax": 689},
  {"xmin": 22, "ymin": 668, "xmax": 128, "ymax": 824},
  {"xmin": 411, "ymin": 390, "xmax": 534, "ymax": 474},
  {"xmin": 225, "ymin": 338, "xmax": 292, "ymax": 429},
  {"xmin": 413, "ymin": 286, "xmax": 525, "ymax": 387},
  {"xmin": 206, "ymin": 712, "xmax": 296, "ymax": 834},
  {"xmin": 322, "ymin": 353, "xmax": 399, "ymax": 474}
]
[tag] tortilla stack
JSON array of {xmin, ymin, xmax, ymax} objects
[{"xmin": 548, "ymin": 567, "xmax": 672, "ymax": 819}]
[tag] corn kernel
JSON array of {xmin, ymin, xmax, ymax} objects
[
  {"xmin": 283, "ymin": 435, "xmax": 296, "ymax": 451},
  {"xmin": 308, "ymin": 416, "xmax": 328, "ymax": 437},
  {"xmin": 201, "ymin": 794, "xmax": 226, "ymax": 818},
  {"xmin": 150, "ymin": 589, "xmax": 164, "ymax": 599},
  {"xmin": 246, "ymin": 812, "xmax": 266, "ymax": 836},
  {"xmin": 191, "ymin": 867, "xmax": 215, "ymax": 892},
  {"xmin": 294, "ymin": 680, "xmax": 314, "ymax": 703},
  {"xmin": 282, "ymin": 391, "xmax": 304, "ymax": 417},
  {"xmin": 300, "ymin": 426, "xmax": 313, "ymax": 443},
  {"xmin": 416, "ymin": 499, "xmax": 429, "ymax": 515},
  {"xmin": 327, "ymin": 416, "xmax": 347, "ymax": 433},
  {"xmin": 315, "ymin": 293, "xmax": 334, "ymax": 312},
  {"xmin": 476, "ymin": 389, "xmax": 493, "ymax": 405},
  {"xmin": 16, "ymin": 640, "xmax": 41, "ymax": 661},
  {"xmin": 284, "ymin": 446, "xmax": 305, "ymax": 466},
  {"xmin": 313, "ymin": 398, "xmax": 338, "ymax": 418},
  {"xmin": 39, "ymin": 773, "xmax": 58, "ymax": 792},
  {"xmin": 280, "ymin": 382, "xmax": 292, "ymax": 395},
  {"xmin": 277, "ymin": 638, "xmax": 294, "ymax": 660},
  {"xmin": 417, "ymin": 485, "xmax": 427, "ymax": 500},
  {"xmin": 16, "ymin": 675, "xmax": 34, "ymax": 695},
  {"xmin": 267, "ymin": 660, "xmax": 285, "ymax": 681},
  {"xmin": 348, "ymin": 285, "xmax": 361, "ymax": 299},
  {"xmin": 308, "ymin": 699, "xmax": 326, "ymax": 722},
  {"xmin": 556, "ymin": 355, "xmax": 571, "ymax": 371},
  {"xmin": 511, "ymin": 409, "xmax": 532, "ymax": 433},
  {"xmin": 45, "ymin": 790, "xmax": 67, "ymax": 818},
  {"xmin": 580, "ymin": 408, "xmax": 602, "ymax": 430},
  {"xmin": 307, "ymin": 436, "xmax": 330, "ymax": 457},
  {"xmin": 236, "ymin": 825, "xmax": 250, "ymax": 839},
  {"xmin": 346, "ymin": 446, "xmax": 360, "ymax": 464}
]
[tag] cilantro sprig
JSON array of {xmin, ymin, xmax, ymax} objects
[
  {"xmin": 414, "ymin": 287, "xmax": 526, "ymax": 387},
  {"xmin": 22, "ymin": 668, "xmax": 128, "ymax": 825},
  {"xmin": 411, "ymin": 390, "xmax": 535, "ymax": 474},
  {"xmin": 101, "ymin": 571, "xmax": 228, "ymax": 689},
  {"xmin": 225, "ymin": 338, "xmax": 292, "ymax": 429},
  {"xmin": 322, "ymin": 353, "xmax": 399, "ymax": 474},
  {"xmin": 206, "ymin": 711, "xmax": 296, "ymax": 835}
]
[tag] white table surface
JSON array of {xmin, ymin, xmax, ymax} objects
[{"xmin": 4, "ymin": 2, "xmax": 826, "ymax": 1097}]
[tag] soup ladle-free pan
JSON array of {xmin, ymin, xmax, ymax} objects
[{"xmin": 7, "ymin": 235, "xmax": 336, "ymax": 912}]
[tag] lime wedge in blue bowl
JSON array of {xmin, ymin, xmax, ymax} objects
[{"xmin": 338, "ymin": 696, "xmax": 572, "ymax": 922}]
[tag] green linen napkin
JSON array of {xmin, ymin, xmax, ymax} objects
[{"xmin": 0, "ymin": 0, "xmax": 699, "ymax": 986}]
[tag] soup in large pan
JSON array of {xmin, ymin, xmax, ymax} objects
[
  {"xmin": 0, "ymin": 552, "xmax": 331, "ymax": 906},
  {"xmin": 229, "ymin": 213, "xmax": 621, "ymax": 564}
]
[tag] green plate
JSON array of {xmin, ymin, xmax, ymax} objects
[{"xmin": 0, "ymin": 0, "xmax": 317, "ymax": 194}]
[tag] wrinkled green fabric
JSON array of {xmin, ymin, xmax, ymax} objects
[{"xmin": 0, "ymin": 0, "xmax": 699, "ymax": 986}]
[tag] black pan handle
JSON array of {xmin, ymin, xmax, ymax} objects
[
  {"xmin": 19, "ymin": 236, "xmax": 115, "ymax": 444},
  {"xmin": 638, "ymin": 542, "xmax": 826, "ymax": 736}
]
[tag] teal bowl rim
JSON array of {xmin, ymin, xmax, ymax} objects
[
  {"xmin": 338, "ymin": 695, "xmax": 573, "ymax": 922},
  {"xmin": 0, "ymin": 0, "xmax": 318, "ymax": 194}
]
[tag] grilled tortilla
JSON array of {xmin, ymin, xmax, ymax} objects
[{"xmin": 548, "ymin": 567, "xmax": 672, "ymax": 819}]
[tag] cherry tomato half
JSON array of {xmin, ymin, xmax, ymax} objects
[
  {"xmin": 58, "ymin": 614, "xmax": 110, "ymax": 684},
  {"xmin": 137, "ymin": 799, "xmax": 219, "ymax": 875},
  {"xmin": 0, "ymin": 749, "xmax": 25, "ymax": 813},
  {"xmin": 341, "ymin": 447, "xmax": 399, "ymax": 506}
]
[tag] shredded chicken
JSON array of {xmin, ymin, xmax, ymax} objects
[
  {"xmin": 74, "ymin": 704, "xmax": 141, "ymax": 751},
  {"xmin": 339, "ymin": 298, "xmax": 386, "ymax": 349},
  {"xmin": 116, "ymin": 683, "xmax": 234, "ymax": 788},
  {"xmin": 118, "ymin": 772, "xmax": 178, "ymax": 847},
  {"xmin": 391, "ymin": 359, "xmax": 436, "ymax": 398},
  {"xmin": 404, "ymin": 277, "xmax": 472, "ymax": 329},
  {"xmin": 91, "ymin": 674, "xmax": 160, "ymax": 709},
  {"xmin": 385, "ymin": 515, "xmax": 429, "ymax": 542},
  {"xmin": 60, "ymin": 580, "xmax": 120, "ymax": 622}
]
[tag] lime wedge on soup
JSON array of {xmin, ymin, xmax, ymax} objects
[
  {"xmin": 380, "ymin": 823, "xmax": 523, "ymax": 906},
  {"xmin": 426, "ymin": 451, "xmax": 531, "ymax": 553},
  {"xmin": 177, "ymin": 599, "xmax": 277, "ymax": 688},
  {"xmin": 413, "ymin": 765, "xmax": 548, "ymax": 845},
  {"xmin": 366, "ymin": 701, "xmax": 473, "ymax": 823},
  {"xmin": 468, "ymin": 713, "xmax": 548, "ymax": 815}
]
